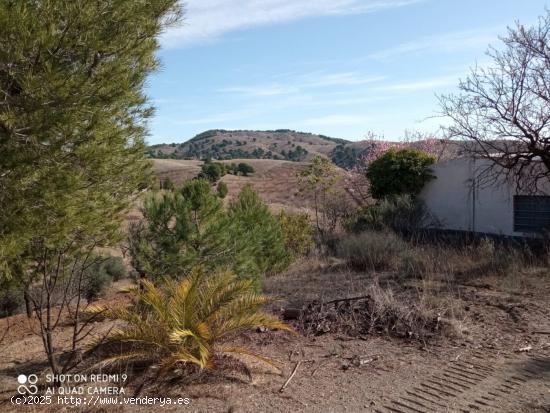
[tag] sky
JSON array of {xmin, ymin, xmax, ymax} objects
[{"xmin": 146, "ymin": 0, "xmax": 549, "ymax": 144}]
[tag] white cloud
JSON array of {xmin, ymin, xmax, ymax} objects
[
  {"xmin": 304, "ymin": 72, "xmax": 387, "ymax": 87},
  {"xmin": 170, "ymin": 108, "xmax": 261, "ymax": 125},
  {"xmin": 162, "ymin": 0, "xmax": 426, "ymax": 48},
  {"xmin": 219, "ymin": 83, "xmax": 300, "ymax": 97},
  {"xmin": 301, "ymin": 114, "xmax": 371, "ymax": 126},
  {"xmin": 369, "ymin": 27, "xmax": 502, "ymax": 60},
  {"xmin": 219, "ymin": 71, "xmax": 386, "ymax": 97},
  {"xmin": 376, "ymin": 74, "xmax": 460, "ymax": 92}
]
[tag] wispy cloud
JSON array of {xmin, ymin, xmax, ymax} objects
[
  {"xmin": 376, "ymin": 74, "xmax": 459, "ymax": 92},
  {"xmin": 219, "ymin": 84, "xmax": 299, "ymax": 97},
  {"xmin": 301, "ymin": 114, "xmax": 371, "ymax": 126},
  {"xmin": 170, "ymin": 108, "xmax": 262, "ymax": 125},
  {"xmin": 305, "ymin": 72, "xmax": 387, "ymax": 87},
  {"xmin": 220, "ymin": 71, "xmax": 386, "ymax": 97},
  {"xmin": 162, "ymin": 0, "xmax": 426, "ymax": 48},
  {"xmin": 369, "ymin": 27, "xmax": 502, "ymax": 60}
]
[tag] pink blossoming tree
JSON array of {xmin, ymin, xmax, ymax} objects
[{"xmin": 344, "ymin": 131, "xmax": 448, "ymax": 205}]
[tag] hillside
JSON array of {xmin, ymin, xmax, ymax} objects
[
  {"xmin": 152, "ymin": 158, "xmax": 355, "ymax": 214},
  {"xmin": 149, "ymin": 129, "xmax": 370, "ymax": 168}
]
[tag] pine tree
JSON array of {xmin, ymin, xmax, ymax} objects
[
  {"xmin": 0, "ymin": 0, "xmax": 182, "ymax": 375},
  {"xmin": 129, "ymin": 179, "xmax": 231, "ymax": 281},
  {"xmin": 129, "ymin": 182, "xmax": 291, "ymax": 288},
  {"xmin": 0, "ymin": 0, "xmax": 181, "ymax": 276},
  {"xmin": 216, "ymin": 181, "xmax": 229, "ymax": 198},
  {"xmin": 228, "ymin": 184, "xmax": 290, "ymax": 283}
]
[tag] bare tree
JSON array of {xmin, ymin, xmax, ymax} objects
[
  {"xmin": 25, "ymin": 236, "xmax": 110, "ymax": 379},
  {"xmin": 440, "ymin": 10, "xmax": 550, "ymax": 193}
]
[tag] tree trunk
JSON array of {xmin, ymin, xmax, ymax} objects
[{"xmin": 23, "ymin": 288, "xmax": 32, "ymax": 318}]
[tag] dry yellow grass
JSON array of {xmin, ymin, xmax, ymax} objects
[
  {"xmin": 153, "ymin": 158, "xmax": 353, "ymax": 214},
  {"xmin": 152, "ymin": 158, "xmax": 203, "ymax": 184}
]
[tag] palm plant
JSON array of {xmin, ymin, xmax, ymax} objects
[{"xmin": 87, "ymin": 268, "xmax": 293, "ymax": 376}]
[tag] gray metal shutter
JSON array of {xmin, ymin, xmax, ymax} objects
[{"xmin": 513, "ymin": 195, "xmax": 550, "ymax": 233}]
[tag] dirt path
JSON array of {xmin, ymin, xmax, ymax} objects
[{"xmin": 377, "ymin": 350, "xmax": 550, "ymax": 413}]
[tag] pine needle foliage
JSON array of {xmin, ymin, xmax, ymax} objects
[
  {"xmin": 0, "ymin": 0, "xmax": 182, "ymax": 277},
  {"xmin": 228, "ymin": 184, "xmax": 291, "ymax": 279},
  {"xmin": 129, "ymin": 179, "xmax": 232, "ymax": 281},
  {"xmin": 129, "ymin": 181, "xmax": 290, "ymax": 285},
  {"xmin": 88, "ymin": 268, "xmax": 293, "ymax": 375},
  {"xmin": 0, "ymin": 0, "xmax": 182, "ymax": 376}
]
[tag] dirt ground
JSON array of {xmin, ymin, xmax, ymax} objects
[{"xmin": 0, "ymin": 262, "xmax": 548, "ymax": 413}]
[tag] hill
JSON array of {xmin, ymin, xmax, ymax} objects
[
  {"xmin": 148, "ymin": 129, "xmax": 370, "ymax": 169},
  {"xmin": 152, "ymin": 158, "xmax": 355, "ymax": 214}
]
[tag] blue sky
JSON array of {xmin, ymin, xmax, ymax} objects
[{"xmin": 146, "ymin": 0, "xmax": 548, "ymax": 144}]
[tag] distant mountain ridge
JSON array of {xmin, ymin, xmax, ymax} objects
[{"xmin": 148, "ymin": 129, "xmax": 370, "ymax": 168}]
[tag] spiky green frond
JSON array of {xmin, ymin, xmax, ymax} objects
[{"xmin": 92, "ymin": 268, "xmax": 293, "ymax": 378}]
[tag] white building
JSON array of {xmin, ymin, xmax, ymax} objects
[{"xmin": 419, "ymin": 157, "xmax": 550, "ymax": 237}]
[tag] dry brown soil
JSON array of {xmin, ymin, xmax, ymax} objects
[{"xmin": 0, "ymin": 265, "xmax": 548, "ymax": 413}]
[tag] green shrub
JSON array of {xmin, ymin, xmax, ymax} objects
[
  {"xmin": 103, "ymin": 256, "xmax": 127, "ymax": 281},
  {"xmin": 129, "ymin": 179, "xmax": 230, "ymax": 281},
  {"xmin": 337, "ymin": 231, "xmax": 407, "ymax": 271},
  {"xmin": 82, "ymin": 260, "xmax": 113, "ymax": 302},
  {"xmin": 83, "ymin": 267, "xmax": 112, "ymax": 302},
  {"xmin": 226, "ymin": 163, "xmax": 238, "ymax": 175},
  {"xmin": 346, "ymin": 195, "xmax": 434, "ymax": 234},
  {"xmin": 199, "ymin": 161, "xmax": 226, "ymax": 183},
  {"xmin": 278, "ymin": 210, "xmax": 314, "ymax": 257},
  {"xmin": 216, "ymin": 181, "xmax": 228, "ymax": 199},
  {"xmin": 229, "ymin": 185, "xmax": 290, "ymax": 282},
  {"xmin": 367, "ymin": 148, "xmax": 436, "ymax": 199},
  {"xmin": 0, "ymin": 280, "xmax": 24, "ymax": 317},
  {"xmin": 160, "ymin": 177, "xmax": 174, "ymax": 190},
  {"xmin": 237, "ymin": 162, "xmax": 254, "ymax": 176},
  {"xmin": 129, "ymin": 181, "xmax": 291, "ymax": 286}
]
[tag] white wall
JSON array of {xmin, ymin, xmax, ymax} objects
[{"xmin": 419, "ymin": 157, "xmax": 546, "ymax": 237}]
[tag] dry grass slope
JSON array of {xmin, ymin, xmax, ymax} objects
[{"xmin": 153, "ymin": 158, "xmax": 353, "ymax": 214}]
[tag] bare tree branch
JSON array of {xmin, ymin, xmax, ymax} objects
[{"xmin": 440, "ymin": 10, "xmax": 550, "ymax": 194}]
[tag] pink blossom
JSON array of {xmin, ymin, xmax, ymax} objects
[{"xmin": 343, "ymin": 133, "xmax": 447, "ymax": 206}]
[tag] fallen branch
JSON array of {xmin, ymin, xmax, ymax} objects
[
  {"xmin": 324, "ymin": 295, "xmax": 371, "ymax": 305},
  {"xmin": 283, "ymin": 295, "xmax": 372, "ymax": 320},
  {"xmin": 279, "ymin": 361, "xmax": 301, "ymax": 393}
]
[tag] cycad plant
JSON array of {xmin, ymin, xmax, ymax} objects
[{"xmin": 88, "ymin": 268, "xmax": 293, "ymax": 376}]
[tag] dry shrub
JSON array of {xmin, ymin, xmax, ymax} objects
[
  {"xmin": 278, "ymin": 210, "xmax": 314, "ymax": 257},
  {"xmin": 427, "ymin": 238, "xmax": 531, "ymax": 282},
  {"xmin": 336, "ymin": 231, "xmax": 407, "ymax": 271},
  {"xmin": 297, "ymin": 280, "xmax": 462, "ymax": 341},
  {"xmin": 345, "ymin": 194, "xmax": 437, "ymax": 234},
  {"xmin": 321, "ymin": 192, "xmax": 357, "ymax": 234},
  {"xmin": 398, "ymin": 248, "xmax": 436, "ymax": 278},
  {"xmin": 396, "ymin": 237, "xmax": 540, "ymax": 283}
]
